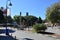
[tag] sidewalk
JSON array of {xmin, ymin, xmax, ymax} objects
[{"xmin": 0, "ymin": 27, "xmax": 60, "ymax": 40}]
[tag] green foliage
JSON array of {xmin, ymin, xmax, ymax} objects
[
  {"xmin": 33, "ymin": 24, "xmax": 47, "ymax": 32},
  {"xmin": 46, "ymin": 2, "xmax": 60, "ymax": 24},
  {"xmin": 0, "ymin": 9, "xmax": 13, "ymax": 24},
  {"xmin": 7, "ymin": 16, "xmax": 13, "ymax": 23},
  {"xmin": 0, "ymin": 10, "xmax": 5, "ymax": 23},
  {"xmin": 13, "ymin": 15, "xmax": 38, "ymax": 26},
  {"xmin": 37, "ymin": 17, "xmax": 42, "ymax": 23},
  {"xmin": 13, "ymin": 15, "xmax": 20, "ymax": 24},
  {"xmin": 24, "ymin": 15, "xmax": 38, "ymax": 26}
]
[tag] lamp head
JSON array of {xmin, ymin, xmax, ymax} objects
[{"xmin": 9, "ymin": 2, "xmax": 12, "ymax": 6}]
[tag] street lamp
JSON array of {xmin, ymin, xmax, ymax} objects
[
  {"xmin": 26, "ymin": 12, "xmax": 29, "ymax": 31},
  {"xmin": 19, "ymin": 12, "xmax": 21, "ymax": 29},
  {"xmin": 6, "ymin": 0, "xmax": 12, "ymax": 35}
]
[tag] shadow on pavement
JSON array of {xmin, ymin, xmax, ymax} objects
[
  {"xmin": 23, "ymin": 38, "xmax": 34, "ymax": 40},
  {"xmin": 38, "ymin": 31, "xmax": 55, "ymax": 35},
  {"xmin": 0, "ymin": 29, "xmax": 15, "ymax": 34},
  {"xmin": 0, "ymin": 35, "xmax": 17, "ymax": 40}
]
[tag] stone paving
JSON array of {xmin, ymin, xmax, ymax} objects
[
  {"xmin": 0, "ymin": 27, "xmax": 60, "ymax": 40},
  {"xmin": 46, "ymin": 27, "xmax": 60, "ymax": 34},
  {"xmin": 11, "ymin": 27, "xmax": 60, "ymax": 40}
]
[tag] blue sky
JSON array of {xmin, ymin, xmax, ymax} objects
[{"xmin": 0, "ymin": 0, "xmax": 59, "ymax": 20}]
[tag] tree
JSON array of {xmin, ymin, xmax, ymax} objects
[
  {"xmin": 13, "ymin": 15, "xmax": 20, "ymax": 24},
  {"xmin": 7, "ymin": 16, "xmax": 13, "ymax": 23},
  {"xmin": 24, "ymin": 15, "xmax": 38, "ymax": 26},
  {"xmin": 0, "ymin": 10, "xmax": 5, "ymax": 23},
  {"xmin": 46, "ymin": 2, "xmax": 60, "ymax": 26},
  {"xmin": 13, "ymin": 15, "xmax": 38, "ymax": 26},
  {"xmin": 0, "ymin": 7, "xmax": 13, "ymax": 24},
  {"xmin": 24, "ymin": 15, "xmax": 38, "ymax": 31},
  {"xmin": 13, "ymin": 15, "xmax": 25, "ymax": 25},
  {"xmin": 37, "ymin": 17, "xmax": 42, "ymax": 23}
]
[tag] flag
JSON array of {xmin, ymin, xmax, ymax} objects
[
  {"xmin": 3, "ymin": 8, "xmax": 10, "ymax": 16},
  {"xmin": 3, "ymin": 9, "xmax": 7, "ymax": 14},
  {"xmin": 7, "ymin": 8, "xmax": 10, "ymax": 16},
  {"xmin": 3, "ymin": 9, "xmax": 7, "ymax": 16}
]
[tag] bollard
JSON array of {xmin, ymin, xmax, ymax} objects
[
  {"xmin": 15, "ymin": 36, "xmax": 16, "ymax": 40},
  {"xmin": 11, "ymin": 33, "xmax": 12, "ymax": 36}
]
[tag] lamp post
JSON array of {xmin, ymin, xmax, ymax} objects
[
  {"xmin": 6, "ymin": 0, "xmax": 12, "ymax": 35},
  {"xmin": 26, "ymin": 12, "xmax": 29, "ymax": 31},
  {"xmin": 20, "ymin": 12, "xmax": 21, "ymax": 25}
]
